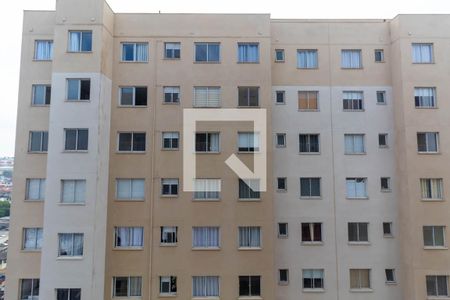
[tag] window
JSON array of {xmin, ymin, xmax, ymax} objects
[
  {"xmin": 239, "ymin": 179, "xmax": 260, "ymax": 199},
  {"xmin": 65, "ymin": 129, "xmax": 88, "ymax": 151},
  {"xmin": 20, "ymin": 278, "xmax": 40, "ymax": 300},
  {"xmin": 160, "ymin": 226, "xmax": 177, "ymax": 244},
  {"xmin": 118, "ymin": 132, "xmax": 146, "ymax": 152},
  {"xmin": 343, "ymin": 91, "xmax": 363, "ymax": 111},
  {"xmin": 348, "ymin": 223, "xmax": 369, "ymax": 242},
  {"xmin": 299, "ymin": 134, "xmax": 319, "ymax": 153},
  {"xmin": 194, "ymin": 179, "xmax": 220, "ymax": 200},
  {"xmin": 56, "ymin": 288, "xmax": 81, "ymax": 300},
  {"xmin": 380, "ymin": 177, "xmax": 391, "ymax": 191},
  {"xmin": 161, "ymin": 179, "xmax": 179, "ymax": 196},
  {"xmin": 34, "ymin": 40, "xmax": 53, "ymax": 60},
  {"xmin": 297, "ymin": 49, "xmax": 318, "ymax": 68},
  {"xmin": 162, "ymin": 132, "xmax": 179, "ymax": 149},
  {"xmin": 346, "ymin": 178, "xmax": 367, "ymax": 199},
  {"xmin": 385, "ymin": 269, "xmax": 396, "ymax": 283},
  {"xmin": 379, "ymin": 134, "xmax": 388, "ymax": 147},
  {"xmin": 417, "ymin": 132, "xmax": 439, "ymax": 153},
  {"xmin": 192, "ymin": 227, "xmax": 220, "ymax": 248},
  {"xmin": 238, "ymin": 132, "xmax": 260, "ymax": 152},
  {"xmin": 195, "ymin": 43, "xmax": 220, "ymax": 62},
  {"xmin": 344, "ymin": 134, "xmax": 365, "ymax": 154},
  {"xmin": 68, "ymin": 31, "xmax": 92, "ymax": 52},
  {"xmin": 423, "ymin": 226, "xmax": 445, "ymax": 247},
  {"xmin": 23, "ymin": 228, "xmax": 43, "ymax": 250},
  {"xmin": 165, "ymin": 42, "xmax": 180, "ymax": 59},
  {"xmin": 275, "ymin": 49, "xmax": 285, "ymax": 62},
  {"xmin": 113, "ymin": 276, "xmax": 142, "ymax": 297},
  {"xmin": 279, "ymin": 269, "xmax": 289, "ymax": 284},
  {"xmin": 114, "ymin": 226, "xmax": 144, "ymax": 248},
  {"xmin": 67, "ymin": 79, "xmax": 90, "ymax": 100},
  {"xmin": 300, "ymin": 178, "xmax": 321, "ymax": 198},
  {"xmin": 374, "ymin": 49, "xmax": 384, "ymax": 62},
  {"xmin": 164, "ymin": 86, "xmax": 180, "ymax": 104},
  {"xmin": 116, "ymin": 179, "xmax": 145, "ymax": 200},
  {"xmin": 412, "ymin": 43, "xmax": 433, "ymax": 63},
  {"xmin": 238, "ymin": 226, "xmax": 261, "ymax": 248},
  {"xmin": 415, "ymin": 87, "xmax": 436, "ymax": 108},
  {"xmin": 238, "ymin": 43, "xmax": 259, "ymax": 63},
  {"xmin": 25, "ymin": 178, "xmax": 45, "ymax": 200},
  {"xmin": 61, "ymin": 179, "xmax": 86, "ymax": 203},
  {"xmin": 32, "ymin": 84, "xmax": 51, "ymax": 105},
  {"xmin": 195, "ymin": 132, "xmax": 220, "ymax": 152},
  {"xmin": 420, "ymin": 178, "xmax": 443, "ymax": 200},
  {"xmin": 383, "ymin": 222, "xmax": 393, "ymax": 237},
  {"xmin": 350, "ymin": 269, "xmax": 371, "ymax": 289},
  {"xmin": 278, "ymin": 223, "xmax": 288, "ymax": 237},
  {"xmin": 277, "ymin": 177, "xmax": 287, "ymax": 191},
  {"xmin": 426, "ymin": 275, "xmax": 449, "ymax": 297},
  {"xmin": 160, "ymin": 276, "xmax": 177, "ymax": 295},
  {"xmin": 303, "ymin": 269, "xmax": 324, "ymax": 289},
  {"xmin": 122, "ymin": 42, "xmax": 148, "ymax": 62},
  {"xmin": 341, "ymin": 50, "xmax": 362, "ymax": 68},
  {"xmin": 119, "ymin": 87, "xmax": 147, "ymax": 106},
  {"xmin": 239, "ymin": 276, "xmax": 260, "ymax": 297},
  {"xmin": 29, "ymin": 131, "xmax": 48, "ymax": 152},
  {"xmin": 193, "ymin": 276, "xmax": 220, "ymax": 297},
  {"xmin": 376, "ymin": 91, "xmax": 386, "ymax": 104},
  {"xmin": 275, "ymin": 91, "xmax": 285, "ymax": 104},
  {"xmin": 193, "ymin": 87, "xmax": 221, "ymax": 107},
  {"xmin": 301, "ymin": 223, "xmax": 322, "ymax": 243},
  {"xmin": 238, "ymin": 87, "xmax": 259, "ymax": 107},
  {"xmin": 58, "ymin": 233, "xmax": 83, "ymax": 256},
  {"xmin": 298, "ymin": 91, "xmax": 319, "ymax": 110},
  {"xmin": 276, "ymin": 133, "xmax": 286, "ymax": 147}
]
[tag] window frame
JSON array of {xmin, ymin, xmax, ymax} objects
[
  {"xmin": 31, "ymin": 84, "xmax": 51, "ymax": 106},
  {"xmin": 346, "ymin": 178, "xmax": 368, "ymax": 199},
  {"xmin": 68, "ymin": 30, "xmax": 93, "ymax": 53},
  {"xmin": 25, "ymin": 178, "xmax": 46, "ymax": 201},
  {"xmin": 302, "ymin": 269, "xmax": 325, "ymax": 290},
  {"xmin": 56, "ymin": 288, "xmax": 81, "ymax": 300},
  {"xmin": 300, "ymin": 177, "xmax": 321, "ymax": 199},
  {"xmin": 279, "ymin": 269, "xmax": 289, "ymax": 285},
  {"xmin": 374, "ymin": 49, "xmax": 385, "ymax": 62},
  {"xmin": 275, "ymin": 90, "xmax": 285, "ymax": 104},
  {"xmin": 161, "ymin": 178, "xmax": 179, "ymax": 197},
  {"xmin": 22, "ymin": 228, "xmax": 43, "ymax": 251},
  {"xmin": 117, "ymin": 132, "xmax": 146, "ymax": 153},
  {"xmin": 348, "ymin": 222, "xmax": 369, "ymax": 243},
  {"xmin": 426, "ymin": 275, "xmax": 449, "ymax": 297},
  {"xmin": 299, "ymin": 134, "xmax": 320, "ymax": 154},
  {"xmin": 34, "ymin": 39, "xmax": 54, "ymax": 61},
  {"xmin": 278, "ymin": 223, "xmax": 288, "ymax": 238},
  {"xmin": 118, "ymin": 86, "xmax": 147, "ymax": 107},
  {"xmin": 114, "ymin": 226, "xmax": 144, "ymax": 249},
  {"xmin": 238, "ymin": 132, "xmax": 260, "ymax": 153},
  {"xmin": 163, "ymin": 86, "xmax": 180, "ymax": 104},
  {"xmin": 378, "ymin": 133, "xmax": 388, "ymax": 148},
  {"xmin": 414, "ymin": 87, "xmax": 437, "ymax": 108},
  {"xmin": 376, "ymin": 90, "xmax": 386, "ymax": 105},
  {"xmin": 192, "ymin": 226, "xmax": 220, "ymax": 249},
  {"xmin": 343, "ymin": 91, "xmax": 364, "ymax": 111},
  {"xmin": 28, "ymin": 131, "xmax": 48, "ymax": 153},
  {"xmin": 412, "ymin": 43, "xmax": 434, "ymax": 64},
  {"xmin": 275, "ymin": 49, "xmax": 285, "ymax": 62},
  {"xmin": 64, "ymin": 128, "xmax": 89, "ymax": 152},
  {"xmin": 341, "ymin": 49, "xmax": 363, "ymax": 69},
  {"xmin": 121, "ymin": 42, "xmax": 149, "ymax": 62},
  {"xmin": 238, "ymin": 275, "xmax": 261, "ymax": 297},
  {"xmin": 423, "ymin": 225, "xmax": 446, "ymax": 248},
  {"xmin": 115, "ymin": 178, "xmax": 145, "ymax": 201},
  {"xmin": 238, "ymin": 226, "xmax": 262, "ymax": 249},
  {"xmin": 277, "ymin": 177, "xmax": 287, "ymax": 192},
  {"xmin": 238, "ymin": 179, "xmax": 261, "ymax": 200},
  {"xmin": 60, "ymin": 179, "xmax": 86, "ymax": 204},
  {"xmin": 159, "ymin": 276, "xmax": 177, "ymax": 296},
  {"xmin": 420, "ymin": 178, "xmax": 444, "ymax": 201},
  {"xmin": 237, "ymin": 42, "xmax": 260, "ymax": 63},
  {"xmin": 297, "ymin": 49, "xmax": 319, "ymax": 69},
  {"xmin": 162, "ymin": 131, "xmax": 179, "ymax": 150},
  {"xmin": 58, "ymin": 233, "xmax": 84, "ymax": 257},
  {"xmin": 238, "ymin": 86, "xmax": 259, "ymax": 107},
  {"xmin": 20, "ymin": 278, "xmax": 40, "ymax": 300},
  {"xmin": 194, "ymin": 42, "xmax": 220, "ymax": 63},
  {"xmin": 195, "ymin": 132, "xmax": 220, "ymax": 153},
  {"xmin": 298, "ymin": 91, "xmax": 319, "ymax": 111},
  {"xmin": 383, "ymin": 222, "xmax": 393, "ymax": 237},
  {"xmin": 349, "ymin": 269, "xmax": 371, "ymax": 290},
  {"xmin": 344, "ymin": 134, "xmax": 366, "ymax": 155},
  {"xmin": 301, "ymin": 222, "xmax": 323, "ymax": 244},
  {"xmin": 66, "ymin": 78, "xmax": 91, "ymax": 101},
  {"xmin": 193, "ymin": 86, "xmax": 221, "ymax": 108},
  {"xmin": 275, "ymin": 133, "xmax": 286, "ymax": 148},
  {"xmin": 161, "ymin": 226, "xmax": 178, "ymax": 245},
  {"xmin": 164, "ymin": 42, "xmax": 181, "ymax": 59},
  {"xmin": 417, "ymin": 132, "xmax": 439, "ymax": 153},
  {"xmin": 112, "ymin": 276, "xmax": 142, "ymax": 297}
]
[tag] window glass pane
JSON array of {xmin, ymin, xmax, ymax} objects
[
  {"xmin": 121, "ymin": 87, "xmax": 133, "ymax": 105},
  {"xmin": 250, "ymin": 276, "xmax": 260, "ymax": 295},
  {"xmin": 195, "ymin": 44, "xmax": 207, "ymax": 61},
  {"xmin": 67, "ymin": 79, "xmax": 79, "ymax": 100},
  {"xmin": 33, "ymin": 85, "xmax": 45, "ymax": 105},
  {"xmin": 69, "ymin": 32, "xmax": 81, "ymax": 51},
  {"xmin": 80, "ymin": 80, "xmax": 90, "ymax": 100},
  {"xmin": 239, "ymin": 276, "xmax": 250, "ymax": 296},
  {"xmin": 114, "ymin": 277, "xmax": 128, "ymax": 297},
  {"xmin": 133, "ymin": 133, "xmax": 146, "ymax": 151},
  {"xmin": 117, "ymin": 180, "xmax": 131, "ymax": 199},
  {"xmin": 130, "ymin": 277, "xmax": 142, "ymax": 296},
  {"xmin": 208, "ymin": 44, "xmax": 220, "ymax": 61},
  {"xmin": 77, "ymin": 129, "xmax": 88, "ymax": 150},
  {"xmin": 119, "ymin": 133, "xmax": 132, "ymax": 151},
  {"xmin": 135, "ymin": 87, "xmax": 147, "ymax": 106},
  {"xmin": 65, "ymin": 130, "xmax": 77, "ymax": 150},
  {"xmin": 69, "ymin": 289, "xmax": 81, "ymax": 300},
  {"xmin": 437, "ymin": 276, "xmax": 448, "ymax": 296},
  {"xmin": 131, "ymin": 179, "xmax": 145, "ymax": 200},
  {"xmin": 122, "ymin": 44, "xmax": 135, "ymax": 61},
  {"xmin": 57, "ymin": 289, "xmax": 69, "ymax": 300},
  {"xmin": 81, "ymin": 31, "xmax": 92, "ymax": 52}
]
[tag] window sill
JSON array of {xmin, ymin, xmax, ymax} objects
[
  {"xmin": 58, "ymin": 202, "xmax": 86, "ymax": 206},
  {"xmin": 346, "ymin": 197, "xmax": 369, "ymax": 200},
  {"xmin": 383, "ymin": 234, "xmax": 394, "ymax": 238},
  {"xmin": 117, "ymin": 105, "xmax": 148, "ymax": 108},
  {"xmin": 348, "ymin": 241, "xmax": 370, "ymax": 245},
  {"xmin": 159, "ymin": 294, "xmax": 177, "ymax": 298},
  {"xmin": 57, "ymin": 256, "xmax": 83, "ymax": 260},
  {"xmin": 424, "ymin": 246, "xmax": 448, "ymax": 250},
  {"xmin": 24, "ymin": 199, "xmax": 44, "ymax": 202},
  {"xmin": 160, "ymin": 243, "xmax": 177, "ymax": 247},
  {"xmin": 427, "ymin": 297, "xmax": 450, "ymax": 300},
  {"xmin": 237, "ymin": 296, "xmax": 262, "ymax": 300},
  {"xmin": 238, "ymin": 198, "xmax": 261, "ymax": 202},
  {"xmin": 298, "ymin": 109, "xmax": 320, "ymax": 112},
  {"xmin": 192, "ymin": 198, "xmax": 220, "ymax": 202},
  {"xmin": 344, "ymin": 152, "xmax": 366, "ymax": 155},
  {"xmin": 192, "ymin": 247, "xmax": 221, "ymax": 251},
  {"xmin": 237, "ymin": 151, "xmax": 261, "ymax": 154},
  {"xmin": 275, "ymin": 145, "xmax": 286, "ymax": 148},
  {"xmin": 343, "ymin": 109, "xmax": 365, "ymax": 112},
  {"xmin": 66, "ymin": 51, "xmax": 93, "ymax": 54},
  {"xmin": 119, "ymin": 60, "xmax": 149, "ymax": 64},
  {"xmin": 62, "ymin": 150, "xmax": 89, "ymax": 153},
  {"xmin": 376, "ymin": 102, "xmax": 387, "ymax": 105},
  {"xmin": 162, "ymin": 102, "xmax": 180, "ymax": 105},
  {"xmin": 27, "ymin": 151, "xmax": 47, "ymax": 154},
  {"xmin": 302, "ymin": 288, "xmax": 325, "ymax": 293},
  {"xmin": 274, "ymin": 60, "xmax": 285, "ymax": 63},
  {"xmin": 341, "ymin": 67, "xmax": 364, "ymax": 70},
  {"xmin": 381, "ymin": 189, "xmax": 392, "ymax": 193},
  {"xmin": 238, "ymin": 247, "xmax": 262, "ymax": 251},
  {"xmin": 163, "ymin": 58, "xmax": 181, "ymax": 61},
  {"xmin": 296, "ymin": 67, "xmax": 319, "ymax": 70},
  {"xmin": 113, "ymin": 247, "xmax": 144, "ymax": 251},
  {"xmin": 275, "ymin": 102, "xmax": 286, "ymax": 105},
  {"xmin": 386, "ymin": 281, "xmax": 397, "ymax": 285},
  {"xmin": 412, "ymin": 62, "xmax": 435, "ymax": 65},
  {"xmin": 192, "ymin": 297, "xmax": 220, "ymax": 300},
  {"xmin": 300, "ymin": 196, "xmax": 322, "ymax": 200},
  {"xmin": 21, "ymin": 249, "xmax": 41, "ymax": 253},
  {"xmin": 299, "ymin": 152, "xmax": 321, "ymax": 155},
  {"xmin": 379, "ymin": 145, "xmax": 389, "ymax": 148},
  {"xmin": 193, "ymin": 61, "xmax": 221, "ymax": 64},
  {"xmin": 116, "ymin": 151, "xmax": 147, "ymax": 155},
  {"xmin": 415, "ymin": 106, "xmax": 439, "ymax": 109},
  {"xmin": 349, "ymin": 288, "xmax": 373, "ymax": 293},
  {"xmin": 301, "ymin": 241, "xmax": 323, "ymax": 246},
  {"xmin": 237, "ymin": 61, "xmax": 260, "ymax": 64},
  {"xmin": 115, "ymin": 199, "xmax": 145, "ymax": 202},
  {"xmin": 65, "ymin": 99, "xmax": 91, "ymax": 102},
  {"xmin": 195, "ymin": 152, "xmax": 221, "ymax": 154},
  {"xmin": 161, "ymin": 195, "xmax": 179, "ymax": 198},
  {"xmin": 237, "ymin": 106, "xmax": 261, "ymax": 109},
  {"xmin": 276, "ymin": 189, "xmax": 287, "ymax": 193},
  {"xmin": 418, "ymin": 152, "xmax": 441, "ymax": 155},
  {"xmin": 161, "ymin": 148, "xmax": 179, "ymax": 151},
  {"xmin": 421, "ymin": 198, "xmax": 444, "ymax": 202},
  {"xmin": 31, "ymin": 104, "xmax": 50, "ymax": 107},
  {"xmin": 278, "ymin": 235, "xmax": 288, "ymax": 239}
]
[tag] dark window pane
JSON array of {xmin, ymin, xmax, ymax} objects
[
  {"xmin": 299, "ymin": 135, "xmax": 308, "ymax": 152},
  {"xmin": 195, "ymin": 44, "xmax": 207, "ymax": 61},
  {"xmin": 42, "ymin": 132, "xmax": 48, "ymax": 152},
  {"xmin": 133, "ymin": 133, "xmax": 146, "ymax": 151},
  {"xmin": 135, "ymin": 87, "xmax": 147, "ymax": 106},
  {"xmin": 239, "ymin": 276, "xmax": 250, "ymax": 296},
  {"xmin": 171, "ymin": 185, "xmax": 178, "ymax": 195},
  {"xmin": 208, "ymin": 44, "xmax": 220, "ymax": 61},
  {"xmin": 195, "ymin": 133, "xmax": 206, "ymax": 152},
  {"xmin": 121, "ymin": 88, "xmax": 133, "ymax": 105},
  {"xmin": 301, "ymin": 223, "xmax": 311, "ymax": 241},
  {"xmin": 30, "ymin": 132, "xmax": 41, "ymax": 151},
  {"xmin": 65, "ymin": 130, "xmax": 77, "ymax": 150},
  {"xmin": 77, "ymin": 129, "xmax": 88, "ymax": 150},
  {"xmin": 314, "ymin": 278, "xmax": 323, "ymax": 288},
  {"xmin": 81, "ymin": 32, "xmax": 92, "ymax": 52},
  {"xmin": 437, "ymin": 276, "xmax": 448, "ymax": 296},
  {"xmin": 123, "ymin": 44, "xmax": 134, "ymax": 61},
  {"xmin": 310, "ymin": 135, "xmax": 319, "ymax": 152},
  {"xmin": 80, "ymin": 80, "xmax": 90, "ymax": 100},
  {"xmin": 172, "ymin": 138, "xmax": 179, "ymax": 149},
  {"xmin": 45, "ymin": 86, "xmax": 51, "ymax": 104},
  {"xmin": 20, "ymin": 279, "xmax": 32, "ymax": 298},
  {"xmin": 119, "ymin": 133, "xmax": 132, "ymax": 151},
  {"xmin": 57, "ymin": 289, "xmax": 69, "ymax": 300},
  {"xmin": 313, "ymin": 223, "xmax": 322, "ymax": 241},
  {"xmin": 300, "ymin": 178, "xmax": 310, "ymax": 197},
  {"xmin": 238, "ymin": 88, "xmax": 248, "ymax": 106},
  {"xmin": 115, "ymin": 277, "xmax": 128, "ymax": 297},
  {"xmin": 348, "ymin": 223, "xmax": 358, "ymax": 241},
  {"xmin": 359, "ymin": 223, "xmax": 368, "ymax": 241},
  {"xmin": 162, "ymin": 184, "xmax": 170, "ymax": 195},
  {"xmin": 174, "ymin": 49, "xmax": 180, "ymax": 58},
  {"xmin": 426, "ymin": 276, "xmax": 436, "ymax": 296},
  {"xmin": 303, "ymin": 278, "xmax": 313, "ymax": 288},
  {"xmin": 32, "ymin": 279, "xmax": 40, "ymax": 296},
  {"xmin": 277, "ymin": 178, "xmax": 286, "ymax": 190},
  {"xmin": 249, "ymin": 88, "xmax": 259, "ymax": 106},
  {"xmin": 69, "ymin": 288, "xmax": 81, "ymax": 300},
  {"xmin": 383, "ymin": 223, "xmax": 391, "ymax": 235},
  {"xmin": 250, "ymin": 276, "xmax": 260, "ymax": 296}
]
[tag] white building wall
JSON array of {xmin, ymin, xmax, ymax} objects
[
  {"xmin": 39, "ymin": 72, "xmax": 111, "ymax": 300},
  {"xmin": 273, "ymin": 85, "xmax": 401, "ymax": 300}
]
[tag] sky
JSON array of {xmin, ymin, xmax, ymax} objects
[{"xmin": 0, "ymin": 0, "xmax": 449, "ymax": 157}]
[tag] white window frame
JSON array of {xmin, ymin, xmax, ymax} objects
[
  {"xmin": 121, "ymin": 42, "xmax": 149, "ymax": 62},
  {"xmin": 374, "ymin": 49, "xmax": 384, "ymax": 62},
  {"xmin": 349, "ymin": 269, "xmax": 371, "ymax": 290},
  {"xmin": 276, "ymin": 133, "xmax": 286, "ymax": 148},
  {"xmin": 237, "ymin": 43, "xmax": 260, "ymax": 63},
  {"xmin": 163, "ymin": 86, "xmax": 180, "ymax": 104},
  {"xmin": 275, "ymin": 90, "xmax": 285, "ymax": 104},
  {"xmin": 161, "ymin": 178, "xmax": 179, "ymax": 196},
  {"xmin": 25, "ymin": 178, "xmax": 46, "ymax": 201},
  {"xmin": 20, "ymin": 278, "xmax": 40, "ymax": 300},
  {"xmin": 297, "ymin": 49, "xmax": 318, "ymax": 69},
  {"xmin": 412, "ymin": 43, "xmax": 434, "ymax": 64},
  {"xmin": 417, "ymin": 132, "xmax": 439, "ymax": 153},
  {"xmin": 117, "ymin": 132, "xmax": 146, "ymax": 152},
  {"xmin": 341, "ymin": 49, "xmax": 362, "ymax": 69},
  {"xmin": 238, "ymin": 132, "xmax": 260, "ymax": 152},
  {"xmin": 278, "ymin": 223, "xmax": 288, "ymax": 238},
  {"xmin": 31, "ymin": 84, "xmax": 51, "ymax": 106},
  {"xmin": 378, "ymin": 133, "xmax": 388, "ymax": 148},
  {"xmin": 68, "ymin": 30, "xmax": 92, "ymax": 52},
  {"xmin": 415, "ymin": 87, "xmax": 437, "ymax": 108},
  {"xmin": 164, "ymin": 42, "xmax": 181, "ymax": 59},
  {"xmin": 279, "ymin": 269, "xmax": 289, "ymax": 285},
  {"xmin": 426, "ymin": 275, "xmax": 449, "ymax": 297},
  {"xmin": 423, "ymin": 225, "xmax": 446, "ymax": 248},
  {"xmin": 22, "ymin": 228, "xmax": 43, "ymax": 250},
  {"xmin": 275, "ymin": 49, "xmax": 285, "ymax": 62},
  {"xmin": 112, "ymin": 276, "xmax": 142, "ymax": 297},
  {"xmin": 114, "ymin": 226, "xmax": 144, "ymax": 249},
  {"xmin": 192, "ymin": 226, "xmax": 220, "ymax": 249},
  {"xmin": 115, "ymin": 179, "xmax": 145, "ymax": 201},
  {"xmin": 343, "ymin": 91, "xmax": 364, "ymax": 111},
  {"xmin": 302, "ymin": 269, "xmax": 325, "ymax": 290},
  {"xmin": 346, "ymin": 178, "xmax": 368, "ymax": 199},
  {"xmin": 34, "ymin": 40, "xmax": 54, "ymax": 60},
  {"xmin": 376, "ymin": 90, "xmax": 386, "ymax": 104},
  {"xmin": 161, "ymin": 226, "xmax": 178, "ymax": 245},
  {"xmin": 58, "ymin": 233, "xmax": 84, "ymax": 257},
  {"xmin": 193, "ymin": 87, "xmax": 221, "ymax": 107},
  {"xmin": 159, "ymin": 276, "xmax": 177, "ymax": 296},
  {"xmin": 420, "ymin": 178, "xmax": 444, "ymax": 201},
  {"xmin": 64, "ymin": 128, "xmax": 88, "ymax": 151},
  {"xmin": 61, "ymin": 179, "xmax": 86, "ymax": 204},
  {"xmin": 66, "ymin": 78, "xmax": 90, "ymax": 101},
  {"xmin": 195, "ymin": 132, "xmax": 220, "ymax": 153},
  {"xmin": 28, "ymin": 131, "xmax": 48, "ymax": 153},
  {"xmin": 118, "ymin": 86, "xmax": 147, "ymax": 106},
  {"xmin": 238, "ymin": 226, "xmax": 261, "ymax": 249},
  {"xmin": 348, "ymin": 222, "xmax": 369, "ymax": 243},
  {"xmin": 194, "ymin": 42, "xmax": 220, "ymax": 62},
  {"xmin": 162, "ymin": 132, "xmax": 179, "ymax": 150}
]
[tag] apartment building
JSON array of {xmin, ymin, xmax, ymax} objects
[{"xmin": 6, "ymin": 0, "xmax": 450, "ymax": 299}]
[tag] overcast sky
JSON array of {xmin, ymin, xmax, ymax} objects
[{"xmin": 0, "ymin": 0, "xmax": 449, "ymax": 157}]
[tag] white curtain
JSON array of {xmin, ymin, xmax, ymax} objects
[
  {"xmin": 136, "ymin": 43, "xmax": 148, "ymax": 62},
  {"xmin": 298, "ymin": 50, "xmax": 317, "ymax": 68},
  {"xmin": 24, "ymin": 228, "xmax": 37, "ymax": 249},
  {"xmin": 342, "ymin": 50, "xmax": 361, "ymax": 68},
  {"xmin": 209, "ymin": 133, "xmax": 219, "ymax": 152},
  {"xmin": 421, "ymin": 179, "xmax": 442, "ymax": 199},
  {"xmin": 346, "ymin": 178, "xmax": 366, "ymax": 198},
  {"xmin": 425, "ymin": 133, "xmax": 438, "ymax": 152},
  {"xmin": 194, "ymin": 179, "xmax": 220, "ymax": 199},
  {"xmin": 27, "ymin": 179, "xmax": 41, "ymax": 200},
  {"xmin": 116, "ymin": 179, "xmax": 131, "ymax": 199},
  {"xmin": 116, "ymin": 227, "xmax": 129, "ymax": 247},
  {"xmin": 32, "ymin": 85, "xmax": 45, "ymax": 104},
  {"xmin": 345, "ymin": 135, "xmax": 364, "ymax": 153},
  {"xmin": 192, "ymin": 276, "xmax": 219, "ymax": 297},
  {"xmin": 73, "ymin": 233, "xmax": 83, "ymax": 255},
  {"xmin": 415, "ymin": 87, "xmax": 435, "ymax": 107},
  {"xmin": 193, "ymin": 227, "xmax": 219, "ymax": 248},
  {"xmin": 131, "ymin": 227, "xmax": 143, "ymax": 247},
  {"xmin": 413, "ymin": 44, "xmax": 432, "ymax": 63},
  {"xmin": 62, "ymin": 180, "xmax": 75, "ymax": 203},
  {"xmin": 35, "ymin": 40, "xmax": 53, "ymax": 60},
  {"xmin": 69, "ymin": 32, "xmax": 81, "ymax": 52},
  {"xmin": 239, "ymin": 226, "xmax": 261, "ymax": 248},
  {"xmin": 59, "ymin": 234, "xmax": 73, "ymax": 256},
  {"xmin": 129, "ymin": 277, "xmax": 142, "ymax": 296},
  {"xmin": 131, "ymin": 179, "xmax": 145, "ymax": 200}
]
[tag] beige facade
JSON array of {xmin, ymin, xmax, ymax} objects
[{"xmin": 6, "ymin": 1, "xmax": 450, "ymax": 299}]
